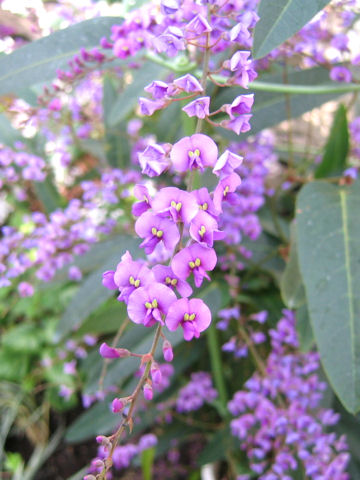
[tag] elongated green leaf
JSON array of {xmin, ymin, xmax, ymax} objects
[
  {"xmin": 280, "ymin": 224, "xmax": 306, "ymax": 309},
  {"xmin": 296, "ymin": 181, "xmax": 360, "ymax": 413},
  {"xmin": 296, "ymin": 304, "xmax": 314, "ymax": 353},
  {"xmin": 33, "ymin": 177, "xmax": 63, "ymax": 213},
  {"xmin": 315, "ymin": 104, "xmax": 349, "ymax": 178},
  {"xmin": 141, "ymin": 447, "xmax": 155, "ymax": 480},
  {"xmin": 108, "ymin": 62, "xmax": 163, "ymax": 127},
  {"xmin": 0, "ymin": 17, "xmax": 122, "ymax": 95},
  {"xmin": 55, "ymin": 235, "xmax": 141, "ymax": 340},
  {"xmin": 253, "ymin": 0, "xmax": 331, "ymax": 59}
]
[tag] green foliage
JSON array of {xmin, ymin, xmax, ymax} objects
[
  {"xmin": 107, "ymin": 62, "xmax": 164, "ymax": 127},
  {"xmin": 315, "ymin": 104, "xmax": 349, "ymax": 178},
  {"xmin": 0, "ymin": 17, "xmax": 122, "ymax": 95},
  {"xmin": 296, "ymin": 181, "xmax": 360, "ymax": 413},
  {"xmin": 141, "ymin": 447, "xmax": 155, "ymax": 480},
  {"xmin": 252, "ymin": 0, "xmax": 332, "ymax": 59}
]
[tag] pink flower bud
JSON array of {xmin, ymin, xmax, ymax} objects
[
  {"xmin": 92, "ymin": 459, "xmax": 104, "ymax": 469},
  {"xmin": 84, "ymin": 475, "xmax": 97, "ymax": 480},
  {"xmin": 162, "ymin": 340, "xmax": 174, "ymax": 362},
  {"xmin": 150, "ymin": 362, "xmax": 162, "ymax": 386},
  {"xmin": 111, "ymin": 397, "xmax": 125, "ymax": 413},
  {"xmin": 143, "ymin": 382, "xmax": 153, "ymax": 401},
  {"xmin": 99, "ymin": 343, "xmax": 130, "ymax": 359},
  {"xmin": 96, "ymin": 435, "xmax": 109, "ymax": 445}
]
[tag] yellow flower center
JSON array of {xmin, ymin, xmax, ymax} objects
[
  {"xmin": 198, "ymin": 225, "xmax": 206, "ymax": 237},
  {"xmin": 151, "ymin": 227, "xmax": 163, "ymax": 238},
  {"xmin": 183, "ymin": 313, "xmax": 196, "ymax": 321},
  {"xmin": 188, "ymin": 148, "xmax": 200, "ymax": 158},
  {"xmin": 200, "ymin": 202, "xmax": 208, "ymax": 211},
  {"xmin": 223, "ymin": 186, "xmax": 229, "ymax": 197}
]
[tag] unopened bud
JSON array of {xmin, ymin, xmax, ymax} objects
[
  {"xmin": 92, "ymin": 459, "xmax": 104, "ymax": 469},
  {"xmin": 143, "ymin": 382, "xmax": 153, "ymax": 401},
  {"xmin": 84, "ymin": 475, "xmax": 97, "ymax": 480},
  {"xmin": 150, "ymin": 362, "xmax": 162, "ymax": 386},
  {"xmin": 96, "ymin": 435, "xmax": 110, "ymax": 445},
  {"xmin": 99, "ymin": 342, "xmax": 130, "ymax": 359},
  {"xmin": 162, "ymin": 340, "xmax": 173, "ymax": 362},
  {"xmin": 111, "ymin": 397, "xmax": 125, "ymax": 413}
]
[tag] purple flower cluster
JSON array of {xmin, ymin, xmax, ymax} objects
[
  {"xmin": 176, "ymin": 372, "xmax": 217, "ymax": 413},
  {"xmin": 228, "ymin": 309, "xmax": 350, "ymax": 479},
  {"xmin": 0, "ymin": 169, "xmax": 139, "ymax": 289},
  {"xmin": 87, "ymin": 433, "xmax": 157, "ymax": 477}
]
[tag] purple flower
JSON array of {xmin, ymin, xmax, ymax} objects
[
  {"xmin": 132, "ymin": 184, "xmax": 152, "ymax": 217},
  {"xmin": 138, "ymin": 97, "xmax": 166, "ymax": 116},
  {"xmin": 213, "ymin": 173, "xmax": 241, "ymax": 213},
  {"xmin": 166, "ymin": 298, "xmax": 211, "ymax": 340},
  {"xmin": 113, "ymin": 251, "xmax": 154, "ymax": 302},
  {"xmin": 182, "ymin": 97, "xmax": 210, "ymax": 119},
  {"xmin": 189, "ymin": 210, "xmax": 224, "ymax": 247},
  {"xmin": 18, "ymin": 281, "xmax": 34, "ymax": 297},
  {"xmin": 330, "ymin": 66, "xmax": 352, "ymax": 83},
  {"xmin": 102, "ymin": 270, "xmax": 117, "ymax": 290},
  {"xmin": 127, "ymin": 283, "xmax": 177, "ymax": 327},
  {"xmin": 153, "ymin": 264, "xmax": 192, "ymax": 297},
  {"xmin": 68, "ymin": 265, "xmax": 82, "ymax": 281},
  {"xmin": 171, "ymin": 243, "xmax": 217, "ymax": 288},
  {"xmin": 213, "ymin": 150, "xmax": 243, "ymax": 177},
  {"xmin": 138, "ymin": 144, "xmax": 169, "ymax": 177},
  {"xmin": 99, "ymin": 342, "xmax": 130, "ymax": 359},
  {"xmin": 221, "ymin": 115, "xmax": 252, "ymax": 135},
  {"xmin": 185, "ymin": 14, "xmax": 212, "ymax": 39},
  {"xmin": 144, "ymin": 80, "xmax": 169, "ymax": 99},
  {"xmin": 173, "ymin": 74, "xmax": 203, "ymax": 93},
  {"xmin": 176, "ymin": 372, "xmax": 217, "ymax": 410},
  {"xmin": 153, "ymin": 27, "xmax": 185, "ymax": 57},
  {"xmin": 170, "ymin": 134, "xmax": 218, "ymax": 172},
  {"xmin": 152, "ymin": 187, "xmax": 199, "ymax": 224},
  {"xmin": 225, "ymin": 94, "xmax": 254, "ymax": 119},
  {"xmin": 135, "ymin": 211, "xmax": 180, "ymax": 254},
  {"xmin": 191, "ymin": 187, "xmax": 219, "ymax": 218}
]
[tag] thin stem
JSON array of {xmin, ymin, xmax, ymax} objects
[
  {"xmin": 283, "ymin": 59, "xmax": 294, "ymax": 169},
  {"xmin": 98, "ymin": 324, "xmax": 163, "ymax": 480},
  {"xmin": 195, "ymin": 32, "xmax": 211, "ymax": 134}
]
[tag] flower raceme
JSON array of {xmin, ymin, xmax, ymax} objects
[{"xmin": 102, "ymin": 133, "xmax": 244, "ymax": 341}]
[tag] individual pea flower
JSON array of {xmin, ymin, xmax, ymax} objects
[
  {"xmin": 152, "ymin": 187, "xmax": 199, "ymax": 224},
  {"xmin": 330, "ymin": 65, "xmax": 352, "ymax": 83},
  {"xmin": 170, "ymin": 134, "xmax": 218, "ymax": 173},
  {"xmin": 162, "ymin": 339, "xmax": 174, "ymax": 362},
  {"xmin": 127, "ymin": 282, "xmax": 177, "ymax": 327},
  {"xmin": 224, "ymin": 94, "xmax": 254, "ymax": 119},
  {"xmin": 111, "ymin": 397, "xmax": 126, "ymax": 413},
  {"xmin": 132, "ymin": 184, "xmax": 152, "ymax": 217},
  {"xmin": 172, "ymin": 74, "xmax": 203, "ymax": 93},
  {"xmin": 153, "ymin": 264, "xmax": 193, "ymax": 297},
  {"xmin": 189, "ymin": 210, "xmax": 224, "ymax": 247},
  {"xmin": 221, "ymin": 115, "xmax": 252, "ymax": 135},
  {"xmin": 166, "ymin": 298, "xmax": 211, "ymax": 341},
  {"xmin": 102, "ymin": 270, "xmax": 117, "ymax": 290},
  {"xmin": 213, "ymin": 150, "xmax": 243, "ymax": 178},
  {"xmin": 171, "ymin": 243, "xmax": 217, "ymax": 288},
  {"xmin": 135, "ymin": 211, "xmax": 180, "ymax": 255},
  {"xmin": 213, "ymin": 173, "xmax": 241, "ymax": 213},
  {"xmin": 191, "ymin": 187, "xmax": 219, "ymax": 218},
  {"xmin": 18, "ymin": 281, "xmax": 34, "ymax": 297},
  {"xmin": 153, "ymin": 26, "xmax": 185, "ymax": 57},
  {"xmin": 113, "ymin": 251, "xmax": 155, "ymax": 302},
  {"xmin": 182, "ymin": 96, "xmax": 210, "ymax": 119},
  {"xmin": 144, "ymin": 80, "xmax": 169, "ymax": 99},
  {"xmin": 138, "ymin": 97, "xmax": 166, "ymax": 116},
  {"xmin": 68, "ymin": 265, "xmax": 82, "ymax": 281},
  {"xmin": 184, "ymin": 13, "xmax": 212, "ymax": 39},
  {"xmin": 138, "ymin": 144, "xmax": 169, "ymax": 178}
]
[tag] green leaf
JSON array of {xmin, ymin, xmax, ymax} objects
[
  {"xmin": 252, "ymin": 0, "xmax": 331, "ymax": 59},
  {"xmin": 141, "ymin": 447, "xmax": 155, "ymax": 480},
  {"xmin": 0, "ymin": 17, "xmax": 122, "ymax": 95},
  {"xmin": 33, "ymin": 177, "xmax": 63, "ymax": 213},
  {"xmin": 214, "ymin": 66, "xmax": 344, "ymax": 138},
  {"xmin": 54, "ymin": 235, "xmax": 141, "ymax": 341},
  {"xmin": 197, "ymin": 427, "xmax": 235, "ymax": 466},
  {"xmin": 315, "ymin": 104, "xmax": 349, "ymax": 178},
  {"xmin": 280, "ymin": 224, "xmax": 306, "ymax": 309},
  {"xmin": 296, "ymin": 181, "xmax": 360, "ymax": 413},
  {"xmin": 2, "ymin": 324, "xmax": 43, "ymax": 353},
  {"xmin": 108, "ymin": 62, "xmax": 163, "ymax": 127},
  {"xmin": 296, "ymin": 304, "xmax": 314, "ymax": 353}
]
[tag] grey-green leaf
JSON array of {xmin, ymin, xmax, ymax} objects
[
  {"xmin": 280, "ymin": 223, "xmax": 306, "ymax": 309},
  {"xmin": 296, "ymin": 181, "xmax": 360, "ymax": 413},
  {"xmin": 0, "ymin": 17, "xmax": 122, "ymax": 95},
  {"xmin": 315, "ymin": 104, "xmax": 349, "ymax": 178},
  {"xmin": 252, "ymin": 0, "xmax": 331, "ymax": 59},
  {"xmin": 107, "ymin": 62, "xmax": 163, "ymax": 127},
  {"xmin": 54, "ymin": 235, "xmax": 141, "ymax": 341}
]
